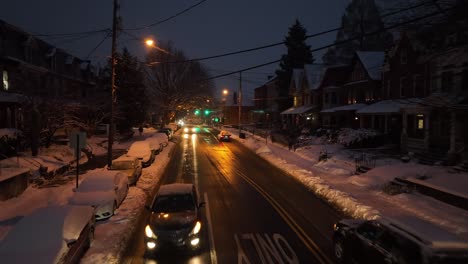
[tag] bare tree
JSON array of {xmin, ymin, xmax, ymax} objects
[{"xmin": 145, "ymin": 41, "xmax": 214, "ymax": 125}]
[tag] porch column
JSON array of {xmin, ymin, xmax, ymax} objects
[
  {"xmin": 401, "ymin": 112, "xmax": 408, "ymax": 153},
  {"xmin": 384, "ymin": 114, "xmax": 388, "ymax": 134},
  {"xmin": 371, "ymin": 115, "xmax": 375, "ymax": 129},
  {"xmin": 423, "ymin": 113, "xmax": 430, "ymax": 150},
  {"xmin": 448, "ymin": 111, "xmax": 459, "ymax": 165},
  {"xmin": 360, "ymin": 115, "xmax": 364, "ymax": 128}
]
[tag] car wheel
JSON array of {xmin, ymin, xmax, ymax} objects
[{"xmin": 333, "ymin": 238, "xmax": 346, "ymax": 263}]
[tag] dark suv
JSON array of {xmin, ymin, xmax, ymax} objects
[
  {"xmin": 332, "ymin": 217, "xmax": 468, "ymax": 264},
  {"xmin": 144, "ymin": 183, "xmax": 204, "ymax": 254}
]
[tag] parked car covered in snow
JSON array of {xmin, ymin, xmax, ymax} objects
[
  {"xmin": 332, "ymin": 216, "xmax": 468, "ymax": 264},
  {"xmin": 144, "ymin": 133, "xmax": 168, "ymax": 156},
  {"xmin": 0, "ymin": 205, "xmax": 95, "ymax": 264},
  {"xmin": 109, "ymin": 156, "xmax": 142, "ymax": 185},
  {"xmin": 69, "ymin": 169, "xmax": 129, "ymax": 221},
  {"xmin": 126, "ymin": 141, "xmax": 154, "ymax": 167}
]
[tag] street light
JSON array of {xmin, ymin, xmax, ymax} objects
[{"xmin": 223, "ymin": 89, "xmax": 228, "ymax": 95}]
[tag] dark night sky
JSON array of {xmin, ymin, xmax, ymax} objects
[{"xmin": 0, "ymin": 0, "xmax": 350, "ymax": 105}]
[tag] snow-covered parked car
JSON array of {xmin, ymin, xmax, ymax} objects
[
  {"xmin": 69, "ymin": 169, "xmax": 129, "ymax": 221},
  {"xmin": 0, "ymin": 205, "xmax": 95, "ymax": 264},
  {"xmin": 144, "ymin": 133, "xmax": 168, "ymax": 156},
  {"xmin": 109, "ymin": 156, "xmax": 142, "ymax": 185},
  {"xmin": 332, "ymin": 216, "xmax": 468, "ymax": 264},
  {"xmin": 127, "ymin": 141, "xmax": 154, "ymax": 167}
]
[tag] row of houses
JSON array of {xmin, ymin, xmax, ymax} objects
[
  {"xmin": 0, "ymin": 19, "xmax": 105, "ymax": 131},
  {"xmin": 253, "ymin": 33, "xmax": 468, "ymax": 164}
]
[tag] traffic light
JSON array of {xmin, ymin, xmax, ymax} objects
[
  {"xmin": 214, "ymin": 117, "xmax": 219, "ymax": 122},
  {"xmin": 204, "ymin": 109, "xmax": 210, "ymax": 115},
  {"xmin": 194, "ymin": 109, "xmax": 200, "ymax": 115}
]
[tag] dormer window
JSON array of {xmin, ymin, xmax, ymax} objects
[{"xmin": 2, "ymin": 70, "xmax": 8, "ymax": 90}]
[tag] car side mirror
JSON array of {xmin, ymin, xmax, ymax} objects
[
  {"xmin": 145, "ymin": 205, "xmax": 152, "ymax": 211},
  {"xmin": 65, "ymin": 238, "xmax": 77, "ymax": 248},
  {"xmin": 199, "ymin": 202, "xmax": 206, "ymax": 208}
]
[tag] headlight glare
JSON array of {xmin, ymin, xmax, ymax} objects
[
  {"xmin": 191, "ymin": 221, "xmax": 201, "ymax": 235},
  {"xmin": 145, "ymin": 225, "xmax": 156, "ymax": 238}
]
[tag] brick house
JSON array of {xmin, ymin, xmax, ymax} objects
[
  {"xmin": 0, "ymin": 19, "xmax": 98, "ymax": 130},
  {"xmin": 321, "ymin": 51, "xmax": 385, "ymax": 129}
]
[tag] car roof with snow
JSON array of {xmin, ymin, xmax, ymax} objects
[
  {"xmin": 113, "ymin": 155, "xmax": 139, "ymax": 162},
  {"xmin": 379, "ymin": 216, "xmax": 468, "ymax": 249},
  {"xmin": 157, "ymin": 183, "xmax": 193, "ymax": 196},
  {"xmin": 0, "ymin": 205, "xmax": 94, "ymax": 263}
]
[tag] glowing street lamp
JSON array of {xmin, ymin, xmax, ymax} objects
[
  {"xmin": 145, "ymin": 39, "xmax": 154, "ymax": 47},
  {"xmin": 223, "ymin": 89, "xmax": 228, "ymax": 95}
]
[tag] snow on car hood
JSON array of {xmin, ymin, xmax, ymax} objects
[
  {"xmin": 149, "ymin": 211, "xmax": 197, "ymax": 231},
  {"xmin": 69, "ymin": 191, "xmax": 114, "ymax": 206},
  {"xmin": 0, "ymin": 205, "xmax": 93, "ymax": 264}
]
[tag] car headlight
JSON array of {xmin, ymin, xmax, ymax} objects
[
  {"xmin": 184, "ymin": 128, "xmax": 189, "ymax": 132},
  {"xmin": 145, "ymin": 225, "xmax": 157, "ymax": 239},
  {"xmin": 190, "ymin": 221, "xmax": 201, "ymax": 235}
]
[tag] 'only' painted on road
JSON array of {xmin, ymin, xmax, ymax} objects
[{"xmin": 235, "ymin": 233, "xmax": 299, "ymax": 264}]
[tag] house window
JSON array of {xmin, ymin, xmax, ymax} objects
[
  {"xmin": 400, "ymin": 77, "xmax": 408, "ymax": 97},
  {"xmin": 387, "ymin": 80, "xmax": 391, "ymax": 98},
  {"xmin": 324, "ymin": 93, "xmax": 329, "ymax": 104},
  {"xmin": 400, "ymin": 50, "xmax": 407, "ymax": 64},
  {"xmin": 417, "ymin": 115, "xmax": 424, "ymax": 129},
  {"xmin": 331, "ymin": 92, "xmax": 337, "ymax": 104},
  {"xmin": 2, "ymin": 70, "xmax": 8, "ymax": 90},
  {"xmin": 441, "ymin": 71, "xmax": 453, "ymax": 92}
]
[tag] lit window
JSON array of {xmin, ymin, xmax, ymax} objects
[
  {"xmin": 417, "ymin": 114, "xmax": 424, "ymax": 129},
  {"xmin": 2, "ymin": 70, "xmax": 8, "ymax": 90}
]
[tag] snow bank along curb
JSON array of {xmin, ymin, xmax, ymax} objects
[
  {"xmin": 238, "ymin": 130, "xmax": 381, "ymax": 220},
  {"xmin": 80, "ymin": 141, "xmax": 176, "ymax": 264}
]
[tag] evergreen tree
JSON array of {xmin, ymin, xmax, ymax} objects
[
  {"xmin": 322, "ymin": 0, "xmax": 392, "ymax": 65},
  {"xmin": 111, "ymin": 48, "xmax": 149, "ymax": 132},
  {"xmin": 275, "ymin": 20, "xmax": 314, "ymax": 113}
]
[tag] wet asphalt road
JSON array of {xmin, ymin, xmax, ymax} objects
[{"xmin": 123, "ymin": 127, "xmax": 343, "ymax": 264}]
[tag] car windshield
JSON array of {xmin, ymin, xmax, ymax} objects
[
  {"xmin": 152, "ymin": 194, "xmax": 195, "ymax": 213},
  {"xmin": 111, "ymin": 161, "xmax": 133, "ymax": 170}
]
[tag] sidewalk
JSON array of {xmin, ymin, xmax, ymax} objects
[{"xmin": 226, "ymin": 127, "xmax": 468, "ymax": 239}]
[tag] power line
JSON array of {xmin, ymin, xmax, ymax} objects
[
  {"xmin": 199, "ymin": 7, "xmax": 451, "ymax": 82},
  {"xmin": 86, "ymin": 31, "xmax": 112, "ymax": 59},
  {"xmin": 124, "ymin": 0, "xmax": 208, "ymax": 31},
  {"xmin": 144, "ymin": 0, "xmax": 437, "ymax": 65}
]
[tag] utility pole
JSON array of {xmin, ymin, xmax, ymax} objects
[
  {"xmin": 238, "ymin": 71, "xmax": 242, "ymax": 136},
  {"xmin": 107, "ymin": 0, "xmax": 118, "ymax": 167}
]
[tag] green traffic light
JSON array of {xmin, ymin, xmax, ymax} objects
[
  {"xmin": 194, "ymin": 110, "xmax": 200, "ymax": 115},
  {"xmin": 204, "ymin": 109, "xmax": 209, "ymax": 115}
]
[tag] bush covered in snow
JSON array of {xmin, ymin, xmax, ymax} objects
[{"xmin": 337, "ymin": 128, "xmax": 382, "ymax": 148}]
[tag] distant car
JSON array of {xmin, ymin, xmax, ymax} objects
[
  {"xmin": 144, "ymin": 183, "xmax": 205, "ymax": 254},
  {"xmin": 183, "ymin": 125, "xmax": 198, "ymax": 134},
  {"xmin": 332, "ymin": 217, "xmax": 468, "ymax": 264},
  {"xmin": 127, "ymin": 141, "xmax": 154, "ymax": 167},
  {"xmin": 109, "ymin": 156, "xmax": 142, "ymax": 185},
  {"xmin": 70, "ymin": 170, "xmax": 129, "ymax": 221},
  {"xmin": 218, "ymin": 130, "xmax": 232, "ymax": 142},
  {"xmin": 0, "ymin": 205, "xmax": 95, "ymax": 264}
]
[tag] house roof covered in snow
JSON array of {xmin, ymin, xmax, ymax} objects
[
  {"xmin": 321, "ymin": 103, "xmax": 367, "ymax": 113},
  {"xmin": 290, "ymin": 68, "xmax": 303, "ymax": 91},
  {"xmin": 280, "ymin": 105, "xmax": 318, "ymax": 115},
  {"xmin": 304, "ymin": 64, "xmax": 325, "ymax": 90},
  {"xmin": 356, "ymin": 99, "xmax": 420, "ymax": 114},
  {"xmin": 356, "ymin": 51, "xmax": 385, "ymax": 80}
]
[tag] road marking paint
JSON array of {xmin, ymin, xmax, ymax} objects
[
  {"xmin": 237, "ymin": 172, "xmax": 332, "ymax": 264},
  {"xmin": 204, "ymin": 192, "xmax": 218, "ymax": 264},
  {"xmin": 235, "ymin": 233, "xmax": 299, "ymax": 264},
  {"xmin": 235, "ymin": 234, "xmax": 252, "ymax": 264}
]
